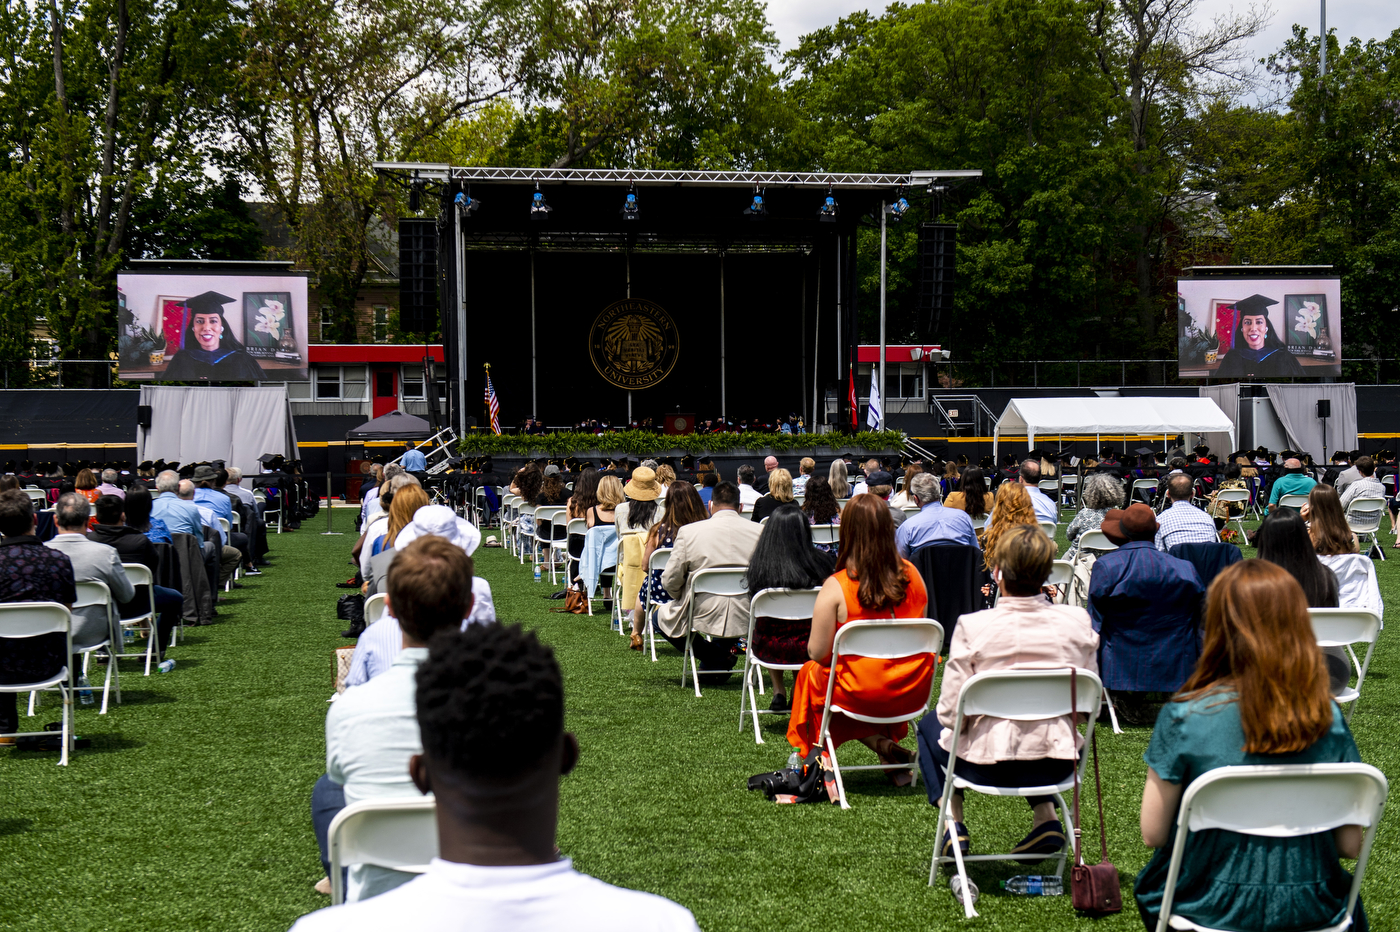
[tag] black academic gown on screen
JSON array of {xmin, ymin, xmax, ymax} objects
[
  {"xmin": 162, "ymin": 348, "xmax": 266, "ymax": 381},
  {"xmin": 1214, "ymin": 344, "xmax": 1306, "ymax": 378}
]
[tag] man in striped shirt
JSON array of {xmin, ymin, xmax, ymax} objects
[{"xmin": 1154, "ymin": 474, "xmax": 1219, "ymax": 551}]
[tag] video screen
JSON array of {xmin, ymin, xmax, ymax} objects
[
  {"xmin": 117, "ymin": 273, "xmax": 309, "ymax": 382},
  {"xmin": 1178, "ymin": 277, "xmax": 1341, "ymax": 379}
]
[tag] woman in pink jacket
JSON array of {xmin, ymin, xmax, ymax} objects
[{"xmin": 916, "ymin": 524, "xmax": 1100, "ymax": 862}]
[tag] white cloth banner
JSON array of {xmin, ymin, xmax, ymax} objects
[
  {"xmin": 867, "ymin": 377, "xmax": 882, "ymax": 430},
  {"xmin": 137, "ymin": 385, "xmax": 298, "ymax": 479}
]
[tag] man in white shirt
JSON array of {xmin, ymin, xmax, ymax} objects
[
  {"xmin": 735, "ymin": 465, "xmax": 761, "ymax": 512},
  {"xmin": 310, "ymin": 536, "xmax": 477, "ymax": 901},
  {"xmin": 1018, "ymin": 459, "xmax": 1058, "ymax": 524},
  {"xmin": 1339, "ymin": 456, "xmax": 1385, "ymax": 511},
  {"xmin": 292, "ymin": 623, "xmax": 699, "ymax": 932},
  {"xmin": 1154, "ymin": 474, "xmax": 1220, "ymax": 551},
  {"xmin": 851, "ymin": 457, "xmax": 880, "ymax": 496}
]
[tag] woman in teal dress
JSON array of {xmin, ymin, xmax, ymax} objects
[{"xmin": 1135, "ymin": 559, "xmax": 1368, "ymax": 932}]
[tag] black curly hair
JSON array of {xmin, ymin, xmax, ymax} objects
[{"xmin": 416, "ymin": 623, "xmax": 564, "ymax": 780}]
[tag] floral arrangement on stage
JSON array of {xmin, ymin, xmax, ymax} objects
[{"xmin": 455, "ymin": 429, "xmax": 906, "ymax": 457}]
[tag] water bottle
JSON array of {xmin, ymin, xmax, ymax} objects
[
  {"xmin": 77, "ymin": 674, "xmax": 94, "ymax": 705},
  {"xmin": 157, "ymin": 659, "xmax": 176, "ymax": 673},
  {"xmin": 1001, "ymin": 875, "xmax": 1064, "ymax": 896},
  {"xmin": 949, "ymin": 875, "xmax": 979, "ymax": 907},
  {"xmin": 786, "ymin": 751, "xmax": 801, "ymax": 770},
  {"xmin": 124, "ymin": 626, "xmax": 136, "ymax": 643},
  {"xmin": 534, "ymin": 564, "xmax": 541, "ymax": 582}
]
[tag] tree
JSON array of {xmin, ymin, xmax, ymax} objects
[
  {"xmin": 230, "ymin": 0, "xmax": 539, "ymax": 342},
  {"xmin": 0, "ymin": 0, "xmax": 243, "ymax": 378}
]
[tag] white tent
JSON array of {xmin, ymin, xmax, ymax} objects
[{"xmin": 993, "ymin": 396, "xmax": 1236, "ymax": 459}]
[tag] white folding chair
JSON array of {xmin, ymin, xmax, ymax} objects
[
  {"xmin": 1214, "ymin": 488, "xmax": 1251, "ymax": 541},
  {"xmin": 819, "ymin": 618, "xmax": 943, "ymax": 809},
  {"xmin": 679, "ymin": 567, "xmax": 750, "ymax": 697},
  {"xmin": 1131, "ymin": 478, "xmax": 1159, "ymax": 509},
  {"xmin": 739, "ymin": 588, "xmax": 820, "ymax": 743},
  {"xmin": 24, "ymin": 488, "xmax": 48, "ymax": 508},
  {"xmin": 365, "ymin": 592, "xmax": 388, "ymax": 628},
  {"xmin": 969, "ymin": 515, "xmax": 987, "ymax": 531},
  {"xmin": 1310, "ymin": 608, "xmax": 1381, "ymax": 723},
  {"xmin": 1072, "ymin": 529, "xmax": 1117, "ymax": 570},
  {"xmin": 516, "ymin": 504, "xmax": 537, "ymax": 565},
  {"xmin": 1038, "ymin": 521, "xmax": 1058, "ymax": 541},
  {"xmin": 1344, "ymin": 497, "xmax": 1387, "ymax": 561},
  {"xmin": 217, "ymin": 517, "xmax": 238, "ymax": 591},
  {"xmin": 836, "ymin": 498, "xmax": 850, "ymax": 512},
  {"xmin": 0, "ymin": 602, "xmax": 75, "ymax": 765},
  {"xmin": 1058, "ymin": 474, "xmax": 1080, "ymax": 508},
  {"xmin": 564, "ymin": 515, "xmax": 588, "ymax": 585},
  {"xmin": 579, "ymin": 525, "xmax": 617, "ymax": 617},
  {"xmin": 930, "ymin": 668, "xmax": 1102, "ymax": 917},
  {"xmin": 117, "ymin": 563, "xmax": 161, "ymax": 675},
  {"xmin": 810, "ymin": 523, "xmax": 840, "ymax": 546},
  {"xmin": 533, "ymin": 507, "xmax": 565, "ymax": 583},
  {"xmin": 639, "ymin": 547, "xmax": 673, "ymax": 661},
  {"xmin": 1038, "ymin": 479, "xmax": 1060, "ymax": 503},
  {"xmin": 1278, "ymin": 492, "xmax": 1310, "ymax": 512},
  {"xmin": 1154, "ymin": 763, "xmax": 1387, "ymax": 932},
  {"xmin": 1047, "ymin": 559, "xmax": 1074, "ymax": 604},
  {"xmin": 328, "ymin": 797, "xmax": 439, "ymax": 906},
  {"xmin": 71, "ymin": 580, "xmax": 119, "ymax": 713}
]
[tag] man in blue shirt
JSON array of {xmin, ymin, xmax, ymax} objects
[
  {"xmin": 1020, "ymin": 459, "xmax": 1059, "ymax": 524},
  {"xmin": 402, "ymin": 443, "xmax": 428, "ymax": 473},
  {"xmin": 192, "ymin": 465, "xmax": 232, "ymax": 522},
  {"xmin": 896, "ymin": 473, "xmax": 980, "ymax": 557},
  {"xmin": 1268, "ymin": 458, "xmax": 1317, "ymax": 513},
  {"xmin": 150, "ymin": 470, "xmax": 204, "ymax": 538}
]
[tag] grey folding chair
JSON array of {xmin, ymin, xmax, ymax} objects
[{"xmin": 679, "ymin": 567, "xmax": 750, "ymax": 698}]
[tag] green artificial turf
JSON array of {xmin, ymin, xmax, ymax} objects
[{"xmin": 2, "ymin": 509, "xmax": 1398, "ymax": 931}]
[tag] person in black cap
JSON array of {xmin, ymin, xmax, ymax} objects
[
  {"xmin": 1214, "ymin": 295, "xmax": 1305, "ymax": 377},
  {"xmin": 162, "ymin": 292, "xmax": 267, "ymax": 381}
]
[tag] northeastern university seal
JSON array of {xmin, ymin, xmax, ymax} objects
[{"xmin": 589, "ymin": 298, "xmax": 679, "ymax": 390}]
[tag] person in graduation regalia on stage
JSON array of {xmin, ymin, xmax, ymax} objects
[{"xmin": 162, "ymin": 291, "xmax": 268, "ymax": 381}]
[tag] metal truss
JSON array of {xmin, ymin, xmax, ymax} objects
[{"xmin": 373, "ymin": 162, "xmax": 981, "ymax": 188}]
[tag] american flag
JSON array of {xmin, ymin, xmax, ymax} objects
[{"xmin": 484, "ymin": 369, "xmax": 501, "ymax": 434}]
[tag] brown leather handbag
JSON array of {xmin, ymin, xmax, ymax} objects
[
  {"xmin": 1070, "ymin": 670, "xmax": 1122, "ymax": 915},
  {"xmin": 562, "ymin": 586, "xmax": 588, "ymax": 614}
]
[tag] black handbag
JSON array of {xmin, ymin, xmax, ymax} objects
[
  {"xmin": 1070, "ymin": 669, "xmax": 1123, "ymax": 915},
  {"xmin": 747, "ymin": 747, "xmax": 830, "ymax": 804}
]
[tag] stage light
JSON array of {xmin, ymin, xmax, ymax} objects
[
  {"xmin": 530, "ymin": 183, "xmax": 552, "ymax": 220},
  {"xmin": 621, "ymin": 183, "xmax": 639, "ymax": 220},
  {"xmin": 886, "ymin": 195, "xmax": 910, "ymax": 222},
  {"xmin": 454, "ymin": 190, "xmax": 481, "ymax": 219},
  {"xmin": 744, "ymin": 186, "xmax": 766, "ymax": 218},
  {"xmin": 818, "ymin": 186, "xmax": 839, "ymax": 223}
]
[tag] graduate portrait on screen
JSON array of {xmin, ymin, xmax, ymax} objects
[
  {"xmin": 1213, "ymin": 293, "xmax": 1305, "ymax": 378},
  {"xmin": 160, "ymin": 291, "xmax": 268, "ymax": 381}
]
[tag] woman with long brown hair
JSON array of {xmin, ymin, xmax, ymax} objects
[
  {"xmin": 1307, "ymin": 484, "xmax": 1359, "ymax": 556},
  {"xmin": 890, "ymin": 464, "xmax": 923, "ymax": 508},
  {"xmin": 943, "ymin": 466, "xmax": 992, "ymax": 520},
  {"xmin": 628, "ymin": 481, "xmax": 707, "ymax": 650},
  {"xmin": 1307, "ymin": 483, "xmax": 1384, "ymax": 621},
  {"xmin": 567, "ymin": 467, "xmax": 600, "ymax": 520},
  {"xmin": 74, "ymin": 468, "xmax": 100, "ymax": 503},
  {"xmin": 1135, "ymin": 560, "xmax": 1367, "ymax": 931},
  {"xmin": 982, "ymin": 481, "xmax": 1037, "ymax": 570},
  {"xmin": 786, "ymin": 494, "xmax": 931, "ymax": 785}
]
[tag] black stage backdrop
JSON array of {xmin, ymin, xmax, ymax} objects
[{"xmin": 463, "ymin": 250, "xmax": 825, "ymax": 427}]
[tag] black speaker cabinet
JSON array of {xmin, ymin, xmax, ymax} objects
[
  {"xmin": 137, "ymin": 405, "xmax": 152, "ymax": 429},
  {"xmin": 398, "ymin": 218, "xmax": 439, "ymax": 333},
  {"xmin": 1317, "ymin": 399, "xmax": 1331, "ymax": 418},
  {"xmin": 916, "ymin": 223, "xmax": 956, "ymax": 340}
]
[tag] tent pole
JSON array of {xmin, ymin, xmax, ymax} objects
[
  {"xmin": 626, "ymin": 252, "xmax": 632, "ymax": 425},
  {"xmin": 811, "ymin": 256, "xmax": 820, "ymax": 430},
  {"xmin": 720, "ymin": 252, "xmax": 727, "ymax": 419},
  {"xmin": 530, "ymin": 249, "xmax": 537, "ymax": 421}
]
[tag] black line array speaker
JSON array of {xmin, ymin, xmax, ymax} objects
[
  {"xmin": 398, "ymin": 218, "xmax": 438, "ymax": 334},
  {"xmin": 916, "ymin": 222, "xmax": 956, "ymax": 340}
]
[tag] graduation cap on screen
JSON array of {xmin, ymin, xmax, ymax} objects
[
  {"xmin": 1233, "ymin": 294, "xmax": 1278, "ymax": 317},
  {"xmin": 183, "ymin": 291, "xmax": 236, "ymax": 317}
]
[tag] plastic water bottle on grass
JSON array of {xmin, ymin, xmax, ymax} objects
[
  {"xmin": 1002, "ymin": 875, "xmax": 1063, "ymax": 896},
  {"xmin": 950, "ymin": 875, "xmax": 979, "ymax": 907},
  {"xmin": 157, "ymin": 659, "xmax": 176, "ymax": 673},
  {"xmin": 77, "ymin": 675, "xmax": 94, "ymax": 705},
  {"xmin": 534, "ymin": 564, "xmax": 541, "ymax": 582}
]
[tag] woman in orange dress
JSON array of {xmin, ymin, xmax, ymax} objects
[
  {"xmin": 74, "ymin": 468, "xmax": 101, "ymax": 504},
  {"xmin": 787, "ymin": 494, "xmax": 932, "ymax": 785}
]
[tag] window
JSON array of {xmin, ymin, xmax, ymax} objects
[
  {"xmin": 401, "ymin": 364, "xmax": 446, "ymax": 402},
  {"xmin": 898, "ymin": 364, "xmax": 923, "ymax": 399},
  {"xmin": 373, "ymin": 306, "xmax": 389, "ymax": 343},
  {"xmin": 313, "ymin": 366, "xmax": 367, "ymax": 400},
  {"xmin": 319, "ymin": 305, "xmax": 334, "ymax": 339}
]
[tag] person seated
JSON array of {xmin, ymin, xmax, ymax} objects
[
  {"xmin": 1268, "ymin": 457, "xmax": 1317, "ymax": 513},
  {"xmin": 942, "ymin": 467, "xmax": 992, "ymax": 523},
  {"xmin": 535, "ymin": 465, "xmax": 569, "ymax": 507},
  {"xmin": 1065, "ymin": 473, "xmax": 1123, "ymax": 560},
  {"xmin": 895, "ymin": 473, "xmax": 979, "ymax": 558},
  {"xmin": 0, "ymin": 490, "xmax": 76, "ymax": 743},
  {"xmin": 1016, "ymin": 459, "xmax": 1058, "ymax": 524},
  {"xmin": 917, "ymin": 525, "xmax": 1099, "ymax": 859},
  {"xmin": 311, "ymin": 536, "xmax": 478, "ymax": 900},
  {"xmin": 752, "ymin": 456, "xmax": 778, "ymax": 494},
  {"xmin": 1308, "ymin": 485, "xmax": 1384, "ymax": 618},
  {"xmin": 86, "ymin": 494, "xmax": 183, "ymax": 660},
  {"xmin": 292, "ymin": 623, "xmax": 700, "ymax": 932},
  {"xmin": 864, "ymin": 473, "xmax": 906, "ymax": 528},
  {"xmin": 1338, "ymin": 455, "xmax": 1385, "ymax": 510},
  {"xmin": 655, "ymin": 482, "xmax": 760, "ymax": 682},
  {"xmin": 735, "ymin": 465, "xmax": 762, "ymax": 512},
  {"xmin": 745, "ymin": 505, "xmax": 835, "ymax": 712},
  {"xmin": 95, "ymin": 468, "xmax": 125, "ymax": 499},
  {"xmin": 1154, "ymin": 474, "xmax": 1218, "ymax": 551},
  {"xmin": 1134, "ymin": 560, "xmax": 1369, "ymax": 931},
  {"xmin": 786, "ymin": 495, "xmax": 931, "ymax": 786},
  {"xmin": 628, "ymin": 482, "xmax": 707, "ymax": 651},
  {"xmin": 791, "ymin": 457, "xmax": 815, "ymax": 496},
  {"xmin": 889, "ymin": 465, "xmax": 923, "ymax": 508},
  {"xmin": 44, "ymin": 493, "xmax": 136, "ymax": 652},
  {"xmin": 697, "ymin": 470, "xmax": 719, "ymax": 508},
  {"xmin": 749, "ymin": 468, "xmax": 796, "ymax": 524},
  {"xmin": 1204, "ymin": 462, "xmax": 1248, "ymax": 529},
  {"xmin": 74, "ymin": 468, "xmax": 101, "ymax": 504},
  {"xmin": 1087, "ymin": 504, "xmax": 1204, "ymax": 723}
]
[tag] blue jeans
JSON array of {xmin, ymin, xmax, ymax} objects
[{"xmin": 311, "ymin": 773, "xmax": 347, "ymax": 882}]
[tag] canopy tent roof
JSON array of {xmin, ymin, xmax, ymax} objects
[
  {"xmin": 993, "ymin": 397, "xmax": 1236, "ymax": 458},
  {"xmin": 346, "ymin": 410, "xmax": 432, "ymax": 441}
]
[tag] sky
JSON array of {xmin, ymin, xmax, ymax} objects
[{"xmin": 765, "ymin": 0, "xmax": 1397, "ymax": 72}]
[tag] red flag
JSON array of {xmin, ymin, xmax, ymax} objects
[{"xmin": 847, "ymin": 367, "xmax": 858, "ymax": 429}]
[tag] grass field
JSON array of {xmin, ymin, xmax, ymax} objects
[{"xmin": 2, "ymin": 507, "xmax": 1397, "ymax": 931}]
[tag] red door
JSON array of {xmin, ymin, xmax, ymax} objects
[{"xmin": 372, "ymin": 367, "xmax": 398, "ymax": 418}]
